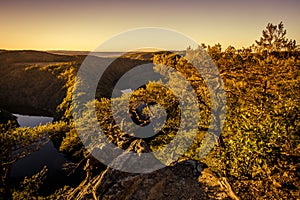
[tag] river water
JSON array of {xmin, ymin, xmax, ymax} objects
[
  {"xmin": 9, "ymin": 114, "xmax": 84, "ymax": 195},
  {"xmin": 13, "ymin": 114, "xmax": 53, "ymax": 127}
]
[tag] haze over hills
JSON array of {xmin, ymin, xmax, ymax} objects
[
  {"xmin": 48, "ymin": 49, "xmax": 185, "ymax": 57},
  {"xmin": 47, "ymin": 50, "xmax": 125, "ymax": 58}
]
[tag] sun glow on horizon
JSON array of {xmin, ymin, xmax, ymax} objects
[{"xmin": 0, "ymin": 0, "xmax": 299, "ymax": 51}]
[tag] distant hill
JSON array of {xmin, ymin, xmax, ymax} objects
[
  {"xmin": 47, "ymin": 50, "xmax": 125, "ymax": 58},
  {"xmin": 0, "ymin": 50, "xmax": 85, "ymax": 64},
  {"xmin": 0, "ymin": 50, "xmax": 160, "ymax": 118},
  {"xmin": 0, "ymin": 50, "xmax": 85, "ymax": 117},
  {"xmin": 47, "ymin": 50, "xmax": 185, "ymax": 58}
]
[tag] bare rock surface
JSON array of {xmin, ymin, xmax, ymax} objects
[{"xmin": 67, "ymin": 140, "xmax": 236, "ymax": 200}]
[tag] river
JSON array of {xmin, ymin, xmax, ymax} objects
[
  {"xmin": 13, "ymin": 114, "xmax": 53, "ymax": 127},
  {"xmin": 9, "ymin": 114, "xmax": 84, "ymax": 195}
]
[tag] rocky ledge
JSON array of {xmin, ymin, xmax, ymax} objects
[{"xmin": 66, "ymin": 140, "xmax": 239, "ymax": 200}]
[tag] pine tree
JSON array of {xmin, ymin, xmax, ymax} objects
[{"xmin": 255, "ymin": 22, "xmax": 297, "ymax": 53}]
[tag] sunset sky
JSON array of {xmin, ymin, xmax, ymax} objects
[{"xmin": 1, "ymin": 0, "xmax": 299, "ymax": 51}]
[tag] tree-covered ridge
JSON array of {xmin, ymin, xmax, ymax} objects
[{"xmin": 0, "ymin": 22, "xmax": 299, "ymax": 199}]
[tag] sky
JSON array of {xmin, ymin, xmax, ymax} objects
[{"xmin": 1, "ymin": 0, "xmax": 299, "ymax": 51}]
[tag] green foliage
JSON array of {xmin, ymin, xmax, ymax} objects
[
  {"xmin": 68, "ymin": 23, "xmax": 299, "ymax": 198},
  {"xmin": 55, "ymin": 65, "xmax": 78, "ymax": 121},
  {"xmin": 1, "ymin": 22, "xmax": 299, "ymax": 199},
  {"xmin": 201, "ymin": 22, "xmax": 300, "ymax": 199},
  {"xmin": 0, "ymin": 121, "xmax": 71, "ymax": 199},
  {"xmin": 12, "ymin": 166, "xmax": 48, "ymax": 200},
  {"xmin": 59, "ymin": 126, "xmax": 84, "ymax": 158},
  {"xmin": 11, "ymin": 166, "xmax": 70, "ymax": 200}
]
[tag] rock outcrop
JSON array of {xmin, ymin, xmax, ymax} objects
[
  {"xmin": 67, "ymin": 159, "xmax": 236, "ymax": 200},
  {"xmin": 66, "ymin": 139, "xmax": 237, "ymax": 200}
]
